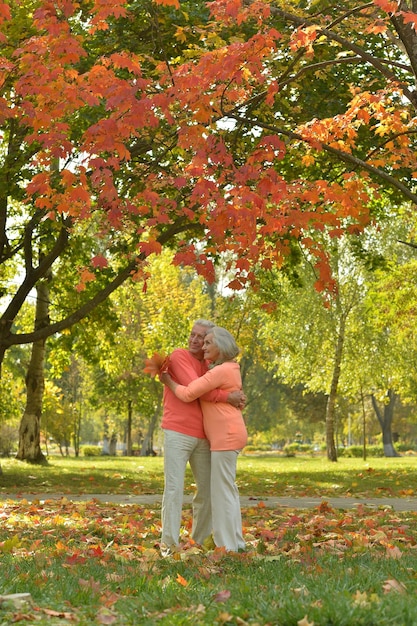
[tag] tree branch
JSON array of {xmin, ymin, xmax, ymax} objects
[
  {"xmin": 270, "ymin": 5, "xmax": 417, "ymax": 107},
  {"xmin": 0, "ymin": 219, "xmax": 204, "ymax": 349},
  {"xmin": 232, "ymin": 114, "xmax": 417, "ymax": 205}
]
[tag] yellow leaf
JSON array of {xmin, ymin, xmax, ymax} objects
[
  {"xmin": 174, "ymin": 26, "xmax": 187, "ymax": 43},
  {"xmin": 352, "ymin": 590, "xmax": 369, "ymax": 607},
  {"xmin": 302, "ymin": 154, "xmax": 315, "ymax": 167},
  {"xmin": 298, "ymin": 616, "xmax": 314, "ymax": 626},
  {"xmin": 0, "ymin": 535, "xmax": 21, "ymax": 553},
  {"xmin": 202, "ymin": 534, "xmax": 216, "ymax": 551}
]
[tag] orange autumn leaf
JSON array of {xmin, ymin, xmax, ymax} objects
[
  {"xmin": 153, "ymin": 0, "xmax": 180, "ymax": 7},
  {"xmin": 176, "ymin": 573, "xmax": 188, "ymax": 587},
  {"xmin": 143, "ymin": 352, "xmax": 168, "ymax": 377},
  {"xmin": 402, "ymin": 12, "xmax": 417, "ymax": 28}
]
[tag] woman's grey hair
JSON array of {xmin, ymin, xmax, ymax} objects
[{"xmin": 210, "ymin": 326, "xmax": 240, "ymax": 361}]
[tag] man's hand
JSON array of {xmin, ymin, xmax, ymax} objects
[
  {"xmin": 159, "ymin": 371, "xmax": 171, "ymax": 385},
  {"xmin": 228, "ymin": 390, "xmax": 246, "ymax": 410}
]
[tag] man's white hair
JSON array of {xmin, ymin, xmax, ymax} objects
[{"xmin": 193, "ymin": 319, "xmax": 215, "ymax": 329}]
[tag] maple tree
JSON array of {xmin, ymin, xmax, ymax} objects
[{"xmin": 1, "ymin": 0, "xmax": 416, "ymax": 367}]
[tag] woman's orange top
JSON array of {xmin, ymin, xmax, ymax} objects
[{"xmin": 172, "ymin": 361, "xmax": 248, "ymax": 451}]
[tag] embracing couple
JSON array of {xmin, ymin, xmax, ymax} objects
[{"xmin": 158, "ymin": 319, "xmax": 247, "ymax": 556}]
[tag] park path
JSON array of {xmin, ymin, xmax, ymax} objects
[{"xmin": 0, "ymin": 493, "xmax": 416, "ymax": 511}]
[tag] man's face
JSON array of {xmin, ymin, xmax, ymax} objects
[{"xmin": 188, "ymin": 324, "xmax": 210, "ymax": 360}]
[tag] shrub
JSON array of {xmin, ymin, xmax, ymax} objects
[
  {"xmin": 341, "ymin": 445, "xmax": 384, "ymax": 458},
  {"xmin": 396, "ymin": 442, "xmax": 417, "ymax": 452},
  {"xmin": 244, "ymin": 445, "xmax": 271, "ymax": 453},
  {"xmin": 0, "ymin": 424, "xmax": 18, "ymax": 457},
  {"xmin": 82, "ymin": 445, "xmax": 101, "ymax": 457},
  {"xmin": 283, "ymin": 443, "xmax": 313, "ymax": 456}
]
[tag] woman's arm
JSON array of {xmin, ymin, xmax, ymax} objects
[{"xmin": 159, "ymin": 369, "xmax": 221, "ymax": 403}]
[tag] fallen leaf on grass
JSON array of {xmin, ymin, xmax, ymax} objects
[
  {"xmin": 382, "ymin": 579, "xmax": 407, "ymax": 594},
  {"xmin": 97, "ymin": 608, "xmax": 118, "ymax": 624},
  {"xmin": 176, "ymin": 573, "xmax": 188, "ymax": 587},
  {"xmin": 213, "ymin": 590, "xmax": 231, "ymax": 602},
  {"xmin": 291, "ymin": 586, "xmax": 309, "ymax": 597},
  {"xmin": 352, "ymin": 590, "xmax": 380, "ymax": 607},
  {"xmin": 352, "ymin": 590, "xmax": 369, "ymax": 607},
  {"xmin": 33, "ymin": 606, "xmax": 77, "ymax": 620},
  {"xmin": 298, "ymin": 616, "xmax": 314, "ymax": 626},
  {"xmin": 78, "ymin": 576, "xmax": 101, "ymax": 594},
  {"xmin": 100, "ymin": 591, "xmax": 121, "ymax": 607},
  {"xmin": 6, "ymin": 611, "xmax": 34, "ymax": 621},
  {"xmin": 43, "ymin": 608, "xmax": 76, "ymax": 618},
  {"xmin": 385, "ymin": 545, "xmax": 402, "ymax": 559}
]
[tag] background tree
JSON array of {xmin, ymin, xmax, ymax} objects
[{"xmin": 2, "ymin": 0, "xmax": 417, "ymax": 462}]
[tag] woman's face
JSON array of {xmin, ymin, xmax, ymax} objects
[{"xmin": 203, "ymin": 333, "xmax": 220, "ymax": 362}]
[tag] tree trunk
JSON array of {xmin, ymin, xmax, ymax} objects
[
  {"xmin": 140, "ymin": 396, "xmax": 162, "ymax": 456},
  {"xmin": 16, "ymin": 275, "xmax": 50, "ymax": 463},
  {"xmin": 371, "ymin": 390, "xmax": 400, "ymax": 457},
  {"xmin": 73, "ymin": 401, "xmax": 81, "ymax": 457},
  {"xmin": 126, "ymin": 399, "xmax": 133, "ymax": 456},
  {"xmin": 326, "ymin": 313, "xmax": 347, "ymax": 462}
]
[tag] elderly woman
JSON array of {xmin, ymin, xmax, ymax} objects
[{"xmin": 160, "ymin": 326, "xmax": 247, "ymax": 552}]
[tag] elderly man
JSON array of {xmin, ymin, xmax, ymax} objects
[{"xmin": 160, "ymin": 319, "xmax": 245, "ymax": 554}]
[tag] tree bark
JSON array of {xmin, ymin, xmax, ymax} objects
[
  {"xmin": 126, "ymin": 399, "xmax": 133, "ymax": 456},
  {"xmin": 326, "ymin": 312, "xmax": 347, "ymax": 462},
  {"xmin": 16, "ymin": 275, "xmax": 50, "ymax": 463},
  {"xmin": 371, "ymin": 390, "xmax": 400, "ymax": 457},
  {"xmin": 140, "ymin": 395, "xmax": 162, "ymax": 456}
]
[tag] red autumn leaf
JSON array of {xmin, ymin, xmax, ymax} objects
[
  {"xmin": 0, "ymin": 2, "xmax": 11, "ymax": 21},
  {"xmin": 66, "ymin": 552, "xmax": 87, "ymax": 565},
  {"xmin": 402, "ymin": 12, "xmax": 417, "ymax": 28},
  {"xmin": 91, "ymin": 255, "xmax": 108, "ymax": 269},
  {"xmin": 143, "ymin": 353, "xmax": 169, "ymax": 377},
  {"xmin": 88, "ymin": 545, "xmax": 105, "ymax": 557},
  {"xmin": 138, "ymin": 240, "xmax": 163, "ymax": 257},
  {"xmin": 373, "ymin": 0, "xmax": 399, "ymax": 12}
]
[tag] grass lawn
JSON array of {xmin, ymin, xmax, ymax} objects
[
  {"xmin": 1, "ymin": 453, "xmax": 417, "ymax": 498},
  {"xmin": 1, "ymin": 455, "xmax": 417, "ymax": 624}
]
